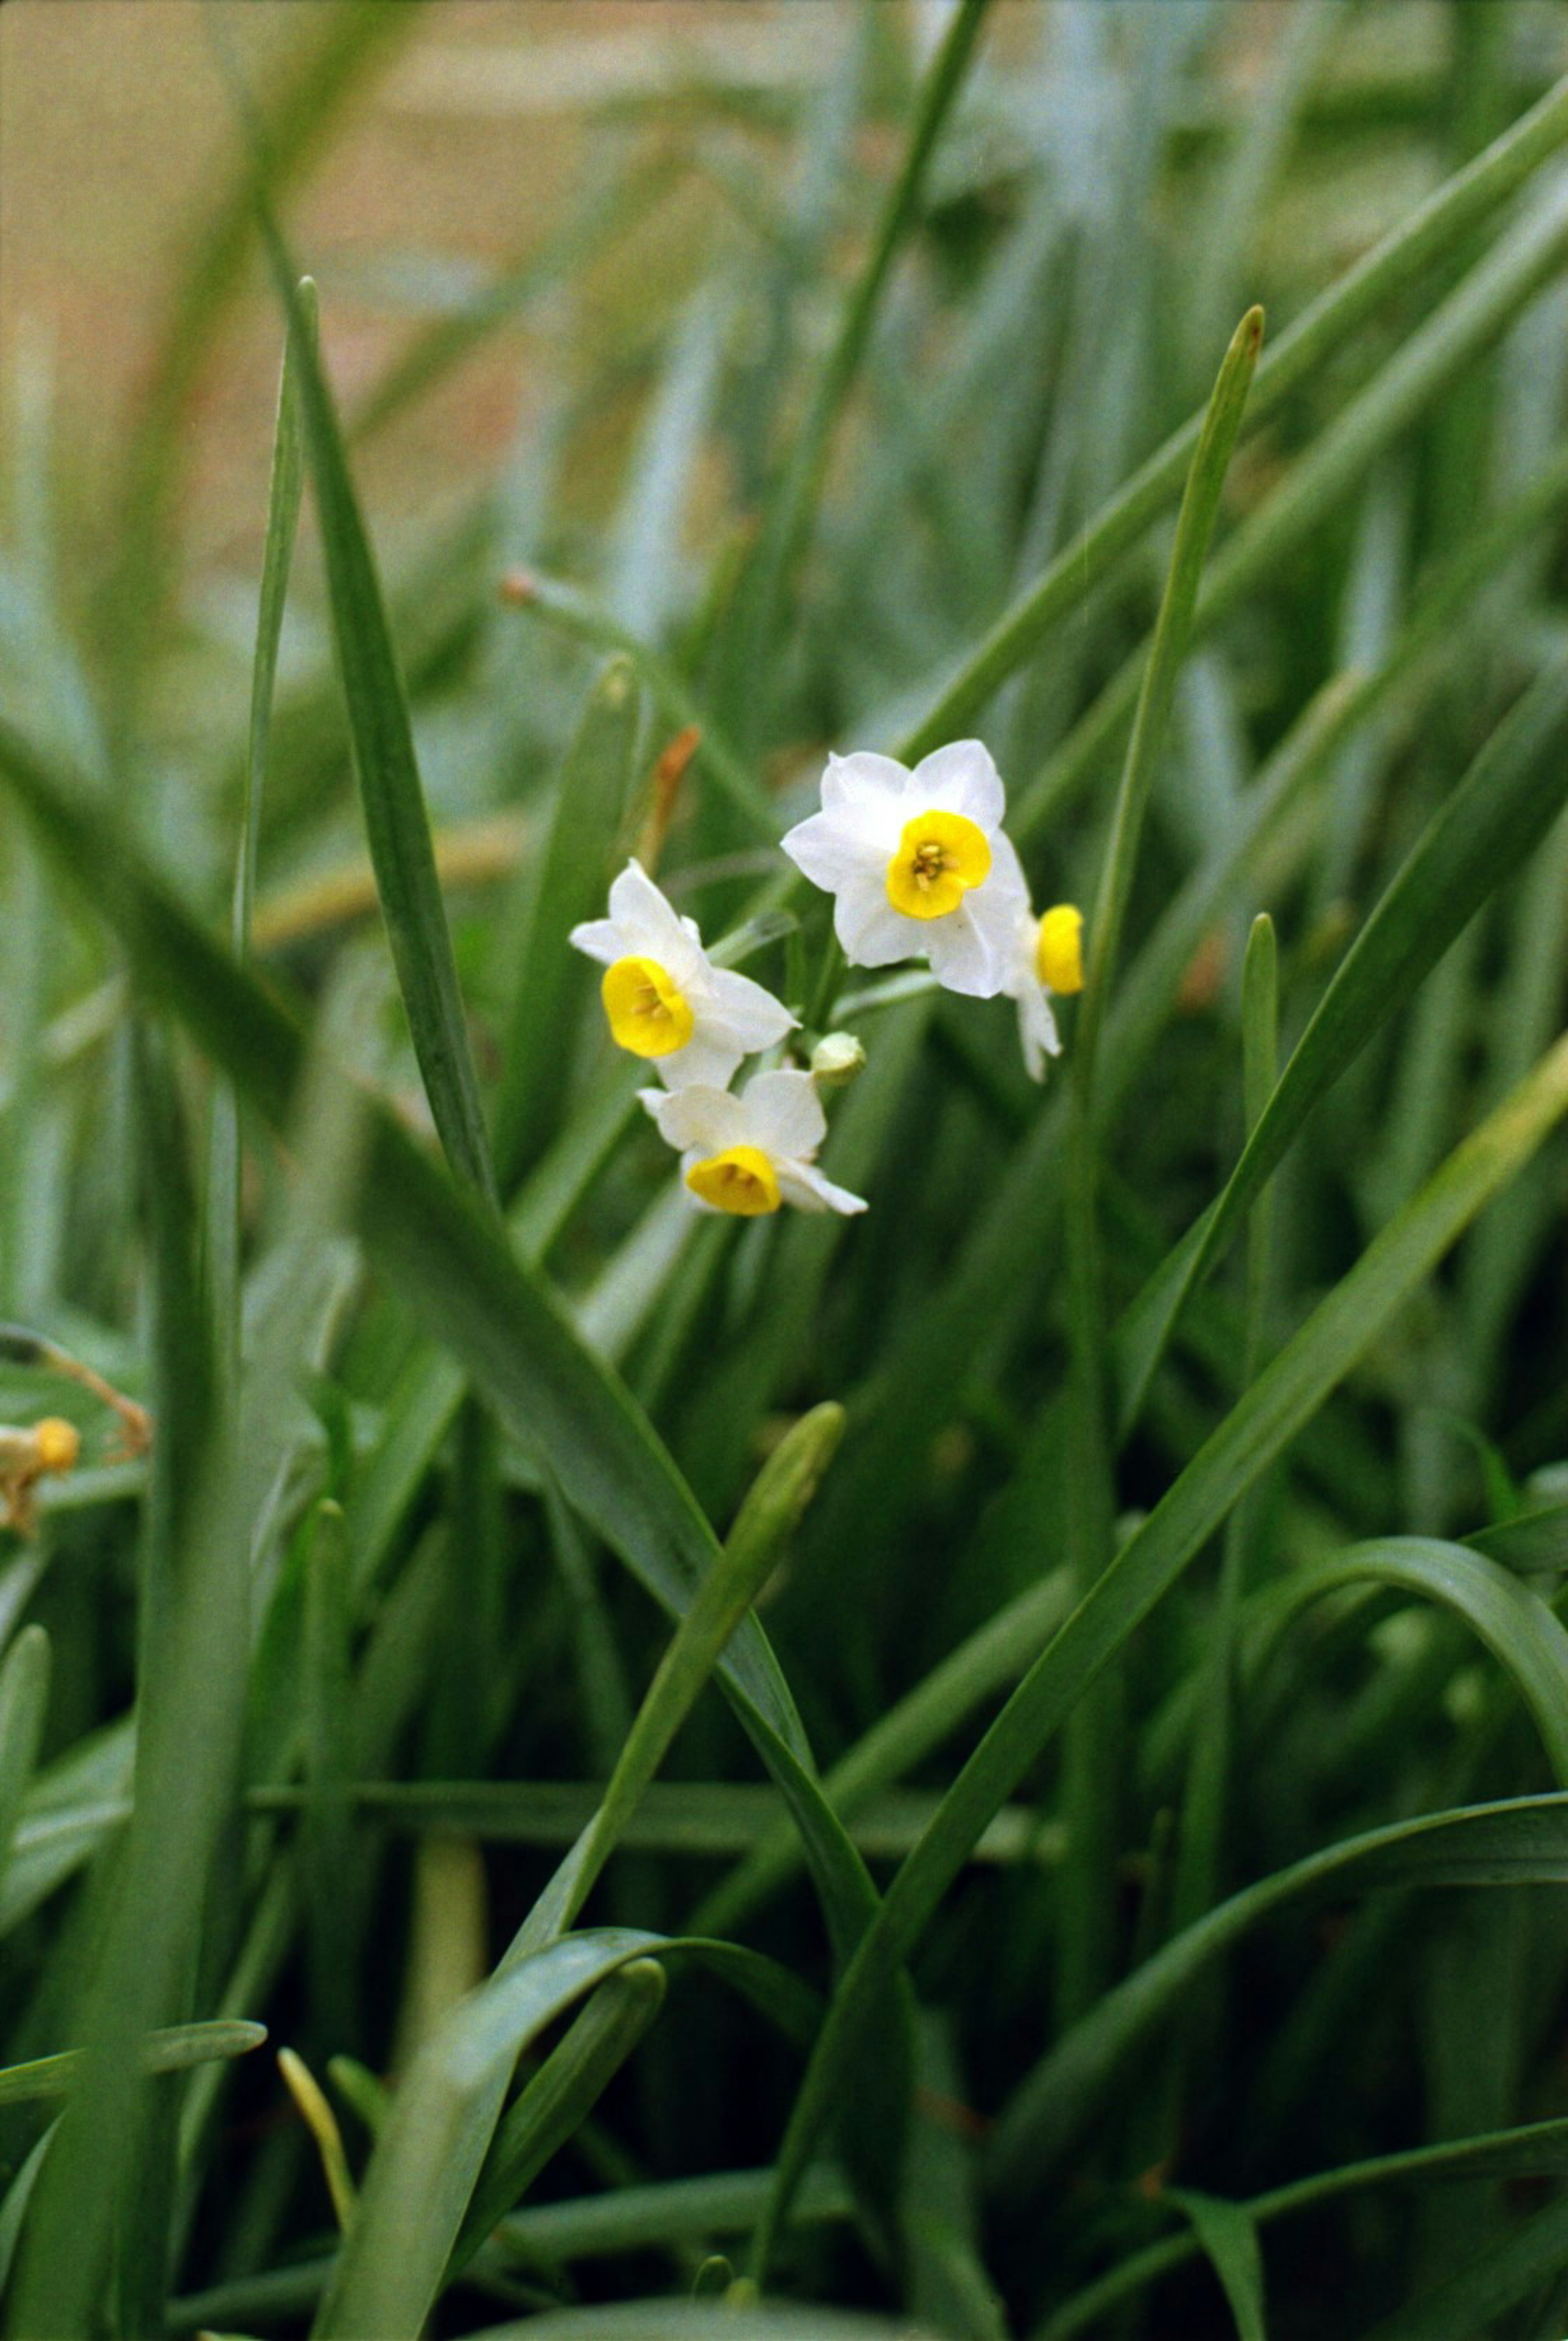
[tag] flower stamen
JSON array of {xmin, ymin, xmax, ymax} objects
[{"xmin": 886, "ymin": 810, "xmax": 991, "ymax": 920}]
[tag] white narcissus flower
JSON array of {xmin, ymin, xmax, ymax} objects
[
  {"xmin": 1005, "ymin": 902, "xmax": 1085, "ymax": 1081},
  {"xmin": 570, "ymin": 859, "xmax": 795, "ymax": 1089},
  {"xmin": 780, "ymin": 741, "xmax": 1030, "ymax": 998},
  {"xmin": 642, "ymin": 1070, "xmax": 867, "ymax": 1218}
]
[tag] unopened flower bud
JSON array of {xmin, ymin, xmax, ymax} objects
[{"xmin": 810, "ymin": 1031, "xmax": 866, "ymax": 1088}]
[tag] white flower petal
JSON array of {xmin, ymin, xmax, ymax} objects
[
  {"xmin": 704, "ymin": 967, "xmax": 797, "ymax": 1049},
  {"xmin": 910, "ymin": 739, "xmax": 1005, "ymax": 831},
  {"xmin": 834, "ymin": 874, "xmax": 919, "ymax": 968},
  {"xmin": 1015, "ymin": 983, "xmax": 1061, "ymax": 1083},
  {"xmin": 924, "ymin": 900, "xmax": 1003, "ymax": 997},
  {"xmin": 935, "ymin": 865, "xmax": 1035, "ymax": 998},
  {"xmin": 568, "ymin": 917, "xmax": 624, "ymax": 967},
  {"xmin": 606, "ymin": 860, "xmax": 705, "ymax": 976},
  {"xmin": 782, "ymin": 805, "xmax": 887, "ymax": 893},
  {"xmin": 607, "ymin": 859, "xmax": 683, "ymax": 941},
  {"xmin": 659, "ymin": 1030, "xmax": 746, "ymax": 1091},
  {"xmin": 741, "ymin": 1069, "xmax": 826, "ymax": 1162},
  {"xmin": 822, "ymin": 750, "xmax": 914, "ymax": 813},
  {"xmin": 644, "ymin": 1083, "xmax": 748, "ymax": 1153},
  {"xmin": 986, "ymin": 826, "xmax": 1031, "ymax": 911},
  {"xmin": 776, "ymin": 1160, "xmax": 868, "ymax": 1216}
]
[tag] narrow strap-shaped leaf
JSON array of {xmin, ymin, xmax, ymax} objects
[
  {"xmin": 500, "ymin": 572, "xmax": 773, "ymax": 837},
  {"xmin": 719, "ymin": 0, "xmax": 993, "ymax": 735},
  {"xmin": 0, "ymin": 1624, "xmax": 50, "ymax": 1891},
  {"xmin": 514, "ymin": 1405, "xmax": 847, "ymax": 1958},
  {"xmin": 753, "ymin": 1030, "xmax": 1568, "ymax": 2273},
  {"xmin": 303, "ymin": 1499, "xmax": 355, "ymax": 2048},
  {"xmin": 895, "ymin": 70, "xmax": 1568, "ymax": 757},
  {"xmin": 63, "ymin": 1029, "xmax": 232, "ymax": 2341},
  {"xmin": 491, "ymin": 657, "xmax": 642, "ymax": 1192},
  {"xmin": 313, "ymin": 1928, "xmax": 822, "ymax": 2340},
  {"xmin": 1354, "ymin": 2187, "xmax": 1568, "ymax": 2340},
  {"xmin": 1012, "ymin": 168, "xmax": 1568, "ymax": 846},
  {"xmin": 1078, "ymin": 307, "xmax": 1263, "ymax": 1080},
  {"xmin": 1164, "ymin": 2190, "xmax": 1268, "ymax": 2341},
  {"xmin": 0, "ymin": 723, "xmax": 918, "ymax": 2023},
  {"xmin": 0, "ymin": 2021, "xmax": 268, "ymax": 2111},
  {"xmin": 206, "ymin": 278, "xmax": 313, "ymax": 1386},
  {"xmin": 1252, "ymin": 1537, "xmax": 1568, "ymax": 1783},
  {"xmin": 1114, "ymin": 648, "xmax": 1568, "ymax": 1436},
  {"xmin": 255, "ymin": 222, "xmax": 497, "ymax": 1205},
  {"xmin": 1057, "ymin": 304, "xmax": 1262, "ymax": 2023},
  {"xmin": 1036, "ymin": 2113, "xmax": 1568, "ymax": 2340},
  {"xmin": 448, "ymin": 1959, "xmax": 667, "ymax": 2279},
  {"xmin": 991, "ymin": 1792, "xmax": 1568, "ymax": 2192},
  {"xmin": 318, "ymin": 1409, "xmax": 878, "ymax": 2339}
]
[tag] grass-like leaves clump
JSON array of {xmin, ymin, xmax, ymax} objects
[{"xmin": 2, "ymin": 6, "xmax": 1568, "ymax": 2336}]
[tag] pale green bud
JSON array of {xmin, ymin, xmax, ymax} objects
[{"xmin": 810, "ymin": 1031, "xmax": 866, "ymax": 1087}]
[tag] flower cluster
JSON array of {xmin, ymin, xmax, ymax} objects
[
  {"xmin": 569, "ymin": 739, "xmax": 1080, "ymax": 1220},
  {"xmin": 781, "ymin": 740, "xmax": 1082, "ymax": 1083},
  {"xmin": 570, "ymin": 859, "xmax": 866, "ymax": 1219}
]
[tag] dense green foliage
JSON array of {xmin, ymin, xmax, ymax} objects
[{"xmin": 3, "ymin": 3, "xmax": 1568, "ymax": 2334}]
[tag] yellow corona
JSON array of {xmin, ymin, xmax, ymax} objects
[
  {"xmin": 886, "ymin": 811, "xmax": 992, "ymax": 920},
  {"xmin": 601, "ymin": 956, "xmax": 696, "ymax": 1057},
  {"xmin": 684, "ymin": 1146, "xmax": 782, "ymax": 1216}
]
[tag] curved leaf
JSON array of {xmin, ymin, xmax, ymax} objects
[
  {"xmin": 1466, "ymin": 1499, "xmax": 1568, "ymax": 1576},
  {"xmin": 1115, "ymin": 648, "xmax": 1568, "ymax": 1435},
  {"xmin": 0, "ymin": 724, "xmax": 892, "ymax": 2085},
  {"xmin": 756, "ymin": 1029, "xmax": 1568, "ymax": 2270},
  {"xmin": 0, "ymin": 1624, "xmax": 50, "ymax": 1889},
  {"xmin": 1252, "ymin": 1536, "xmax": 1568, "ymax": 1784},
  {"xmin": 897, "ymin": 70, "xmax": 1568, "ymax": 757},
  {"xmin": 448, "ymin": 1959, "xmax": 668, "ymax": 2279},
  {"xmin": 992, "ymin": 1794, "xmax": 1568, "ymax": 2192},
  {"xmin": 320, "ymin": 1406, "xmax": 907, "ymax": 2340},
  {"xmin": 1037, "ymin": 2113, "xmax": 1568, "ymax": 2339},
  {"xmin": 313, "ymin": 1927, "xmax": 822, "ymax": 2340}
]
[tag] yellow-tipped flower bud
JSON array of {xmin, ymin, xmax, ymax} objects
[
  {"xmin": 1036, "ymin": 904, "xmax": 1085, "ymax": 995},
  {"xmin": 33, "ymin": 1418, "xmax": 80, "ymax": 1476}
]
